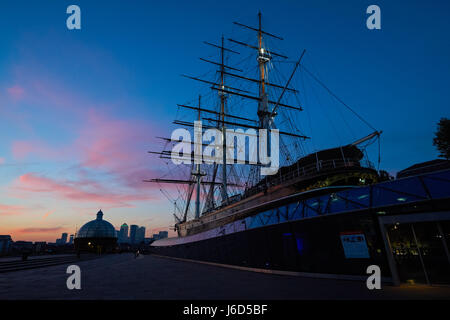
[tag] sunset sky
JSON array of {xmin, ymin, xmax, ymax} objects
[{"xmin": 1, "ymin": 0, "xmax": 449, "ymax": 242}]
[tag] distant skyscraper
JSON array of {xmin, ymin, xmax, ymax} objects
[
  {"xmin": 158, "ymin": 231, "xmax": 168, "ymax": 239},
  {"xmin": 34, "ymin": 241, "xmax": 46, "ymax": 253},
  {"xmin": 69, "ymin": 234, "xmax": 74, "ymax": 244},
  {"xmin": 61, "ymin": 233, "xmax": 68, "ymax": 244},
  {"xmin": 0, "ymin": 235, "xmax": 12, "ymax": 256},
  {"xmin": 129, "ymin": 225, "xmax": 138, "ymax": 244},
  {"xmin": 119, "ymin": 223, "xmax": 129, "ymax": 243},
  {"xmin": 137, "ymin": 226, "xmax": 146, "ymax": 244}
]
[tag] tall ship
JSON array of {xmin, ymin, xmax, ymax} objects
[{"xmin": 148, "ymin": 13, "xmax": 450, "ymax": 286}]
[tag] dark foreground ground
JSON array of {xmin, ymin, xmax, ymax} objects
[{"xmin": 0, "ymin": 253, "xmax": 449, "ymax": 300}]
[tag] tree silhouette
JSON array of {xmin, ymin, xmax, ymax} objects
[
  {"xmin": 433, "ymin": 118, "xmax": 450, "ymax": 159},
  {"xmin": 379, "ymin": 170, "xmax": 394, "ymax": 181}
]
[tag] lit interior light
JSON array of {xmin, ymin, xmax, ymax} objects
[{"xmin": 397, "ymin": 197, "xmax": 407, "ymax": 202}]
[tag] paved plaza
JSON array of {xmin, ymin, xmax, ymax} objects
[{"xmin": 1, "ymin": 254, "xmax": 449, "ymax": 300}]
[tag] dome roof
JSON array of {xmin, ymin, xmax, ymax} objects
[{"xmin": 76, "ymin": 210, "xmax": 117, "ymax": 239}]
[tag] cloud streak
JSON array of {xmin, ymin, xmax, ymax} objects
[
  {"xmin": 16, "ymin": 227, "xmax": 64, "ymax": 233},
  {"xmin": 10, "ymin": 108, "xmax": 165, "ymax": 208},
  {"xmin": 16, "ymin": 173, "xmax": 154, "ymax": 208},
  {"xmin": 42, "ymin": 211, "xmax": 53, "ymax": 219},
  {"xmin": 0, "ymin": 204, "xmax": 24, "ymax": 216}
]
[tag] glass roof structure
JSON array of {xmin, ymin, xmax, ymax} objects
[
  {"xmin": 76, "ymin": 210, "xmax": 117, "ymax": 239},
  {"xmin": 245, "ymin": 169, "xmax": 450, "ymax": 230}
]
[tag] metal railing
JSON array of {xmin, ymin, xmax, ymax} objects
[{"xmin": 242, "ymin": 158, "xmax": 371, "ymax": 198}]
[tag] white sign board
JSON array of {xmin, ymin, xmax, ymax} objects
[{"xmin": 340, "ymin": 232, "xmax": 370, "ymax": 259}]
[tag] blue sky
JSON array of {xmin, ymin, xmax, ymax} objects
[{"xmin": 0, "ymin": 0, "xmax": 449, "ymax": 241}]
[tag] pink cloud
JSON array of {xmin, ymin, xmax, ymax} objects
[
  {"xmin": 0, "ymin": 204, "xmax": 24, "ymax": 216},
  {"xmin": 11, "ymin": 140, "xmax": 69, "ymax": 160},
  {"xmin": 2, "ymin": 226, "xmax": 68, "ymax": 242},
  {"xmin": 0, "ymin": 157, "xmax": 4, "ymax": 165},
  {"xmin": 9, "ymin": 109, "xmax": 169, "ymax": 210},
  {"xmin": 77, "ymin": 110, "xmax": 172, "ymax": 190},
  {"xmin": 7, "ymin": 85, "xmax": 24, "ymax": 100},
  {"xmin": 11, "ymin": 141, "xmax": 34, "ymax": 159},
  {"xmin": 8, "ymin": 57, "xmax": 94, "ymax": 115},
  {"xmin": 16, "ymin": 227, "xmax": 63, "ymax": 233},
  {"xmin": 78, "ymin": 111, "xmax": 147, "ymax": 166},
  {"xmin": 17, "ymin": 173, "xmax": 153, "ymax": 208},
  {"xmin": 11, "ymin": 109, "xmax": 164, "ymax": 188},
  {"xmin": 4, "ymin": 52, "xmax": 170, "ymax": 219},
  {"xmin": 30, "ymin": 79, "xmax": 96, "ymax": 114}
]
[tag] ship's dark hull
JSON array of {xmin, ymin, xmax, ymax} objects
[
  {"xmin": 151, "ymin": 169, "xmax": 450, "ymax": 284},
  {"xmin": 151, "ymin": 209, "xmax": 391, "ymax": 278}
]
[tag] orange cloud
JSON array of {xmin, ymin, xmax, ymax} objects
[
  {"xmin": 16, "ymin": 227, "xmax": 64, "ymax": 233},
  {"xmin": 42, "ymin": 211, "xmax": 54, "ymax": 219}
]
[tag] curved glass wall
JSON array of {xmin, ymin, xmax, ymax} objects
[{"xmin": 245, "ymin": 169, "xmax": 450, "ymax": 231}]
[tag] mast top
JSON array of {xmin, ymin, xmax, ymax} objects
[{"xmin": 233, "ymin": 13, "xmax": 284, "ymax": 40}]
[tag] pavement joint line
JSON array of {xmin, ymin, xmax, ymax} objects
[
  {"xmin": 151, "ymin": 254, "xmax": 394, "ymax": 284},
  {"xmin": 0, "ymin": 255, "xmax": 101, "ymax": 273}
]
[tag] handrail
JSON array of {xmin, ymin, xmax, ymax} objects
[
  {"xmin": 204, "ymin": 158, "xmax": 374, "ymax": 213},
  {"xmin": 242, "ymin": 158, "xmax": 371, "ymax": 198}
]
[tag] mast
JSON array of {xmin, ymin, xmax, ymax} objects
[
  {"xmin": 220, "ymin": 35, "xmax": 228, "ymax": 203},
  {"xmin": 144, "ymin": 12, "xmax": 381, "ymax": 231},
  {"xmin": 257, "ymin": 11, "xmax": 270, "ymax": 130},
  {"xmin": 192, "ymin": 37, "xmax": 242, "ymax": 212},
  {"xmin": 146, "ymin": 12, "xmax": 309, "ymax": 223},
  {"xmin": 255, "ymin": 12, "xmax": 270, "ymax": 182},
  {"xmin": 231, "ymin": 12, "xmax": 289, "ymax": 129},
  {"xmin": 192, "ymin": 95, "xmax": 205, "ymax": 219}
]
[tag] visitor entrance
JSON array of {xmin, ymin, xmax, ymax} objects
[{"xmin": 379, "ymin": 212, "xmax": 450, "ymax": 285}]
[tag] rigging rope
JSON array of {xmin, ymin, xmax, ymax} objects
[{"xmin": 301, "ymin": 65, "xmax": 377, "ymax": 132}]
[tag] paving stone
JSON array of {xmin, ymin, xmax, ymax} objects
[{"xmin": 0, "ymin": 253, "xmax": 449, "ymax": 300}]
